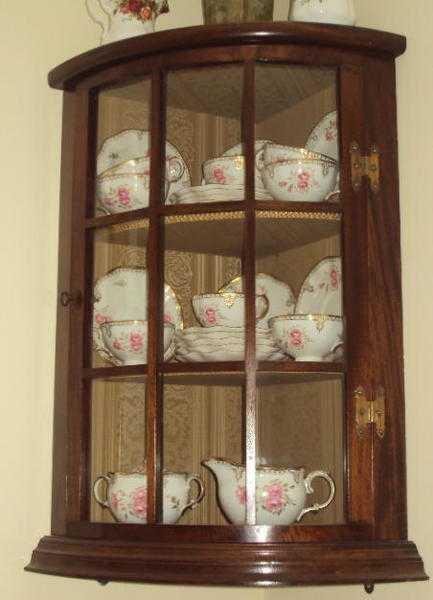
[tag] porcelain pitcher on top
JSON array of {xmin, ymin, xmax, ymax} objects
[
  {"xmin": 289, "ymin": 0, "xmax": 356, "ymax": 26},
  {"xmin": 86, "ymin": 0, "xmax": 169, "ymax": 45}
]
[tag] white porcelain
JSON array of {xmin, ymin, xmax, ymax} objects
[
  {"xmin": 93, "ymin": 267, "xmax": 182, "ymax": 364},
  {"xmin": 100, "ymin": 320, "xmax": 174, "ymax": 365},
  {"xmin": 93, "ymin": 470, "xmax": 204, "ymax": 524},
  {"xmin": 86, "ymin": 0, "xmax": 169, "ymax": 45},
  {"xmin": 175, "ymin": 327, "xmax": 285, "ymax": 362},
  {"xmin": 219, "ymin": 273, "xmax": 296, "ymax": 328},
  {"xmin": 192, "ymin": 293, "xmax": 268, "ymax": 328},
  {"xmin": 269, "ymin": 314, "xmax": 343, "ymax": 362},
  {"xmin": 203, "ymin": 458, "xmax": 335, "ymax": 526},
  {"xmin": 306, "ymin": 111, "xmax": 339, "ymax": 162},
  {"xmin": 96, "ymin": 131, "xmax": 191, "ymax": 196},
  {"xmin": 289, "ymin": 0, "xmax": 356, "ymax": 26},
  {"xmin": 221, "ymin": 140, "xmax": 272, "ymax": 189},
  {"xmin": 168, "ymin": 183, "xmax": 272, "ymax": 205},
  {"xmin": 97, "ymin": 156, "xmax": 184, "ymax": 213},
  {"xmin": 296, "ymin": 257, "xmax": 342, "ymax": 316}
]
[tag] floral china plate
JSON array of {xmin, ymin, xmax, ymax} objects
[
  {"xmin": 295, "ymin": 257, "xmax": 343, "ymax": 316},
  {"xmin": 93, "ymin": 267, "xmax": 182, "ymax": 364},
  {"xmin": 306, "ymin": 111, "xmax": 339, "ymax": 197},
  {"xmin": 96, "ymin": 128, "xmax": 191, "ymax": 190},
  {"xmin": 219, "ymin": 273, "xmax": 296, "ymax": 327},
  {"xmin": 169, "ymin": 183, "xmax": 272, "ymax": 205},
  {"xmin": 305, "ymin": 111, "xmax": 339, "ymax": 161}
]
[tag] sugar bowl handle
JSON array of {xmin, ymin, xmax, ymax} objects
[
  {"xmin": 93, "ymin": 475, "xmax": 111, "ymax": 509},
  {"xmin": 184, "ymin": 475, "xmax": 205, "ymax": 511},
  {"xmin": 60, "ymin": 290, "xmax": 82, "ymax": 307},
  {"xmin": 297, "ymin": 471, "xmax": 336, "ymax": 522}
]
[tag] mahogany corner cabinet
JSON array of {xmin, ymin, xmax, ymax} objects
[{"xmin": 26, "ymin": 22, "xmax": 428, "ymax": 590}]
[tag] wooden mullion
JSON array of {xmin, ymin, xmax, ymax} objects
[
  {"xmin": 242, "ymin": 60, "xmax": 257, "ymax": 526},
  {"xmin": 145, "ymin": 69, "xmax": 166, "ymax": 524}
]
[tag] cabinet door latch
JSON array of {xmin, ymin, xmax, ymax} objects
[
  {"xmin": 355, "ymin": 386, "xmax": 386, "ymax": 439},
  {"xmin": 350, "ymin": 142, "xmax": 380, "ymax": 193}
]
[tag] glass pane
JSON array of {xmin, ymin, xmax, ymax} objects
[
  {"xmin": 165, "ymin": 65, "xmax": 244, "ymax": 205},
  {"xmin": 255, "ymin": 212, "xmax": 343, "ymax": 363},
  {"xmin": 90, "ymin": 377, "xmax": 146, "ymax": 523},
  {"xmin": 162, "ymin": 373, "xmax": 244, "ymax": 525},
  {"xmin": 164, "ymin": 212, "xmax": 245, "ymax": 363},
  {"xmin": 255, "ymin": 64, "xmax": 339, "ymax": 204},
  {"xmin": 91, "ymin": 219, "xmax": 150, "ymax": 368},
  {"xmin": 94, "ymin": 76, "xmax": 152, "ymax": 217},
  {"xmin": 256, "ymin": 373, "xmax": 345, "ymax": 526}
]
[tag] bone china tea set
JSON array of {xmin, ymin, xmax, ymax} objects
[{"xmin": 93, "ymin": 112, "xmax": 341, "ymax": 523}]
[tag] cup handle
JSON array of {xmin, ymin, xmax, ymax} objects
[
  {"xmin": 255, "ymin": 148, "xmax": 265, "ymax": 172},
  {"xmin": 184, "ymin": 475, "xmax": 205, "ymax": 511},
  {"xmin": 331, "ymin": 338, "xmax": 344, "ymax": 355},
  {"xmin": 85, "ymin": 0, "xmax": 111, "ymax": 38},
  {"xmin": 93, "ymin": 475, "xmax": 111, "ymax": 509},
  {"xmin": 167, "ymin": 157, "xmax": 185, "ymax": 183},
  {"xmin": 296, "ymin": 471, "xmax": 335, "ymax": 522}
]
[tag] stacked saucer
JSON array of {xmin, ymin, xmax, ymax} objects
[{"xmin": 175, "ymin": 327, "xmax": 285, "ymax": 362}]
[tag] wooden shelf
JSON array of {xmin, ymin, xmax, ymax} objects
[{"xmin": 89, "ymin": 205, "xmax": 341, "ymax": 256}]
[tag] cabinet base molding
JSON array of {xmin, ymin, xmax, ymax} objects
[{"xmin": 26, "ymin": 536, "xmax": 428, "ymax": 587}]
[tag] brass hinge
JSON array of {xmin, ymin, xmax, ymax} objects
[
  {"xmin": 355, "ymin": 385, "xmax": 386, "ymax": 439},
  {"xmin": 350, "ymin": 142, "xmax": 380, "ymax": 193}
]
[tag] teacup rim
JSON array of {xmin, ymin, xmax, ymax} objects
[
  {"xmin": 100, "ymin": 319, "xmax": 175, "ymax": 330},
  {"xmin": 103, "ymin": 469, "xmax": 198, "ymax": 478},
  {"xmin": 202, "ymin": 457, "xmax": 305, "ymax": 473},
  {"xmin": 203, "ymin": 155, "xmax": 245, "ymax": 167},
  {"xmin": 193, "ymin": 292, "xmax": 266, "ymax": 300},
  {"xmin": 269, "ymin": 314, "xmax": 342, "ymax": 325},
  {"xmin": 263, "ymin": 143, "xmax": 336, "ymax": 164},
  {"xmin": 98, "ymin": 155, "xmax": 150, "ymax": 178}
]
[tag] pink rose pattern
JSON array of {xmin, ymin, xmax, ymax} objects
[
  {"xmin": 130, "ymin": 486, "xmax": 147, "ymax": 520},
  {"xmin": 116, "ymin": 0, "xmax": 168, "ymax": 22},
  {"xmin": 211, "ymin": 167, "xmax": 227, "ymax": 185},
  {"xmin": 278, "ymin": 167, "xmax": 319, "ymax": 194},
  {"xmin": 203, "ymin": 307, "xmax": 218, "ymax": 326},
  {"xmin": 95, "ymin": 313, "xmax": 111, "ymax": 325},
  {"xmin": 235, "ymin": 480, "xmax": 294, "ymax": 516},
  {"xmin": 289, "ymin": 328, "xmax": 304, "ymax": 348},
  {"xmin": 129, "ymin": 331, "xmax": 144, "ymax": 352}
]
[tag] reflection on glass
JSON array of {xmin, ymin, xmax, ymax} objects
[
  {"xmin": 256, "ymin": 373, "xmax": 345, "ymax": 525},
  {"xmin": 166, "ymin": 65, "xmax": 244, "ymax": 204},
  {"xmin": 164, "ymin": 212, "xmax": 244, "ymax": 363},
  {"xmin": 91, "ymin": 220, "xmax": 149, "ymax": 368},
  {"xmin": 163, "ymin": 373, "xmax": 244, "ymax": 525},
  {"xmin": 94, "ymin": 77, "xmax": 151, "ymax": 217},
  {"xmin": 90, "ymin": 378, "xmax": 146, "ymax": 523},
  {"xmin": 255, "ymin": 64, "xmax": 339, "ymax": 204}
]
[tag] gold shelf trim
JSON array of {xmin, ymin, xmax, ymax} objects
[
  {"xmin": 102, "ymin": 208, "xmax": 341, "ymax": 234},
  {"xmin": 256, "ymin": 210, "xmax": 341, "ymax": 222}
]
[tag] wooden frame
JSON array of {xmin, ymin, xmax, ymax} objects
[{"xmin": 27, "ymin": 23, "xmax": 427, "ymax": 589}]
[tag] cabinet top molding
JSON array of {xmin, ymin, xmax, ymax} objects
[{"xmin": 49, "ymin": 22, "xmax": 406, "ymax": 90}]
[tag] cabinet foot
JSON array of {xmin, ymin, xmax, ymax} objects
[
  {"xmin": 98, "ymin": 580, "xmax": 109, "ymax": 586},
  {"xmin": 364, "ymin": 583, "xmax": 375, "ymax": 594}
]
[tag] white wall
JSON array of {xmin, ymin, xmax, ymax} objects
[{"xmin": 0, "ymin": 1, "xmax": 431, "ymax": 598}]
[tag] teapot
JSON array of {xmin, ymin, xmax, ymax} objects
[
  {"xmin": 93, "ymin": 470, "xmax": 204, "ymax": 524},
  {"xmin": 203, "ymin": 458, "xmax": 335, "ymax": 526},
  {"xmin": 289, "ymin": 0, "xmax": 356, "ymax": 26},
  {"xmin": 86, "ymin": 0, "xmax": 169, "ymax": 45}
]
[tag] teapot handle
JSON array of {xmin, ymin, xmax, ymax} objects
[
  {"xmin": 93, "ymin": 475, "xmax": 111, "ymax": 509},
  {"xmin": 296, "ymin": 471, "xmax": 335, "ymax": 522},
  {"xmin": 184, "ymin": 475, "xmax": 205, "ymax": 512},
  {"xmin": 85, "ymin": 0, "xmax": 111, "ymax": 40}
]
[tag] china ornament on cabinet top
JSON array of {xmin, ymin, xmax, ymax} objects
[
  {"xmin": 86, "ymin": 0, "xmax": 169, "ymax": 45},
  {"xmin": 289, "ymin": 0, "xmax": 356, "ymax": 26}
]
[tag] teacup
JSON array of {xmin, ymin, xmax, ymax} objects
[
  {"xmin": 203, "ymin": 458, "xmax": 335, "ymax": 526},
  {"xmin": 192, "ymin": 293, "xmax": 269, "ymax": 328},
  {"xmin": 93, "ymin": 470, "xmax": 205, "ymax": 525},
  {"xmin": 100, "ymin": 320, "xmax": 175, "ymax": 365},
  {"xmin": 97, "ymin": 155, "xmax": 184, "ymax": 213},
  {"xmin": 257, "ymin": 144, "xmax": 338, "ymax": 203},
  {"xmin": 269, "ymin": 314, "xmax": 343, "ymax": 361},
  {"xmin": 203, "ymin": 155, "xmax": 265, "ymax": 190}
]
